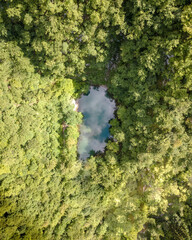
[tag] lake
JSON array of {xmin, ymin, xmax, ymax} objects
[{"xmin": 78, "ymin": 86, "xmax": 116, "ymax": 160}]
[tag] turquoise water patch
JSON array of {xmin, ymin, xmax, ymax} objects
[{"xmin": 78, "ymin": 86, "xmax": 116, "ymax": 160}]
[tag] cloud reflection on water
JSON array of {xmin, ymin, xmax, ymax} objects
[{"xmin": 78, "ymin": 86, "xmax": 116, "ymax": 160}]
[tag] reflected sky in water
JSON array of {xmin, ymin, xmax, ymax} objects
[{"xmin": 78, "ymin": 86, "xmax": 116, "ymax": 160}]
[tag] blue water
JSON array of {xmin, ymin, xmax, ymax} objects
[{"xmin": 78, "ymin": 86, "xmax": 116, "ymax": 160}]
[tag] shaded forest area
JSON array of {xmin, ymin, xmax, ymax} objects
[{"xmin": 0, "ymin": 0, "xmax": 192, "ymax": 239}]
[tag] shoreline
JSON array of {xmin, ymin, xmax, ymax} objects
[{"xmin": 71, "ymin": 98, "xmax": 79, "ymax": 112}]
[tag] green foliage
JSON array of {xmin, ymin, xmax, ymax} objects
[{"xmin": 0, "ymin": 0, "xmax": 192, "ymax": 239}]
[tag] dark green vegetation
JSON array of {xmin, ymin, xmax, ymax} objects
[{"xmin": 0, "ymin": 0, "xmax": 192, "ymax": 239}]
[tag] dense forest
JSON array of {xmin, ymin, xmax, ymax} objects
[{"xmin": 0, "ymin": 0, "xmax": 192, "ymax": 239}]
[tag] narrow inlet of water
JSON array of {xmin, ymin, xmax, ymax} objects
[{"xmin": 78, "ymin": 86, "xmax": 116, "ymax": 160}]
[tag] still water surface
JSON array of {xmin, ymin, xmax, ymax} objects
[{"xmin": 78, "ymin": 86, "xmax": 116, "ymax": 160}]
